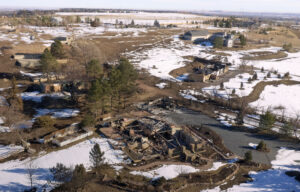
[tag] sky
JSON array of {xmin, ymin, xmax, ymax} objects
[{"xmin": 1, "ymin": 0, "xmax": 300, "ymax": 14}]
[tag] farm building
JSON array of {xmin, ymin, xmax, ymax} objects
[
  {"xmin": 14, "ymin": 53, "xmax": 42, "ymax": 68},
  {"xmin": 183, "ymin": 30, "xmax": 210, "ymax": 42}
]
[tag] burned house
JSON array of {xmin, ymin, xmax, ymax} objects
[
  {"xmin": 101, "ymin": 116, "xmax": 207, "ymax": 165},
  {"xmin": 191, "ymin": 58, "xmax": 230, "ymax": 82}
]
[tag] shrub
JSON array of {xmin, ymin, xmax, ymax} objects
[
  {"xmin": 244, "ymin": 151, "xmax": 252, "ymax": 163},
  {"xmin": 32, "ymin": 115, "xmax": 55, "ymax": 129},
  {"xmin": 282, "ymin": 122, "xmax": 293, "ymax": 136},
  {"xmin": 259, "ymin": 111, "xmax": 276, "ymax": 130},
  {"xmin": 267, "ymin": 72, "xmax": 271, "ymax": 78},
  {"xmin": 240, "ymin": 82, "xmax": 244, "ymax": 90},
  {"xmin": 256, "ymin": 141, "xmax": 268, "ymax": 152},
  {"xmin": 282, "ymin": 43, "xmax": 292, "ymax": 52}
]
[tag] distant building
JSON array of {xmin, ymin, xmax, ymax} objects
[
  {"xmin": 14, "ymin": 53, "xmax": 42, "ymax": 68},
  {"xmin": 183, "ymin": 30, "xmax": 210, "ymax": 42},
  {"xmin": 54, "ymin": 36, "xmax": 74, "ymax": 45}
]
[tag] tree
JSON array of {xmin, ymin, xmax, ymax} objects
[
  {"xmin": 50, "ymin": 163, "xmax": 73, "ymax": 183},
  {"xmin": 259, "ymin": 111, "xmax": 276, "ymax": 130},
  {"xmin": 232, "ymin": 88, "xmax": 236, "ymax": 95},
  {"xmin": 282, "ymin": 121, "xmax": 293, "ymax": 136},
  {"xmin": 131, "ymin": 19, "xmax": 135, "ymax": 26},
  {"xmin": 26, "ymin": 159, "xmax": 37, "ymax": 191},
  {"xmin": 213, "ymin": 37, "xmax": 224, "ymax": 49},
  {"xmin": 239, "ymin": 34, "xmax": 247, "ymax": 46},
  {"xmin": 89, "ymin": 143, "xmax": 104, "ymax": 169},
  {"xmin": 261, "ymin": 67, "xmax": 264, "ymax": 72},
  {"xmin": 7, "ymin": 77, "xmax": 23, "ymax": 111},
  {"xmin": 240, "ymin": 82, "xmax": 244, "ymax": 90},
  {"xmin": 252, "ymin": 73, "xmax": 258, "ymax": 80},
  {"xmin": 154, "ymin": 20, "xmax": 160, "ymax": 27},
  {"xmin": 220, "ymin": 82, "xmax": 224, "ymax": 90},
  {"xmin": 76, "ymin": 15, "xmax": 81, "ymax": 23},
  {"xmin": 32, "ymin": 115, "xmax": 55, "ymax": 129},
  {"xmin": 267, "ymin": 72, "xmax": 271, "ymax": 78},
  {"xmin": 80, "ymin": 113, "xmax": 96, "ymax": 128},
  {"xmin": 71, "ymin": 164, "xmax": 87, "ymax": 188},
  {"xmin": 86, "ymin": 59, "xmax": 103, "ymax": 79},
  {"xmin": 50, "ymin": 40, "xmax": 65, "ymax": 59},
  {"xmin": 40, "ymin": 48, "xmax": 59, "ymax": 78},
  {"xmin": 91, "ymin": 18, "xmax": 100, "ymax": 27},
  {"xmin": 244, "ymin": 151, "xmax": 252, "ymax": 163}
]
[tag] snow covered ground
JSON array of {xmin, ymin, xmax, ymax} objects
[
  {"xmin": 202, "ymin": 148, "xmax": 300, "ymax": 192},
  {"xmin": 202, "ymin": 70, "xmax": 293, "ymax": 99},
  {"xmin": 34, "ymin": 108, "xmax": 80, "ymax": 118},
  {"xmin": 0, "ymin": 137, "xmax": 129, "ymax": 191},
  {"xmin": 250, "ymin": 84, "xmax": 300, "ymax": 119},
  {"xmin": 131, "ymin": 164, "xmax": 199, "ymax": 180},
  {"xmin": 128, "ymin": 37, "xmax": 209, "ymax": 80},
  {"xmin": 206, "ymin": 162, "xmax": 227, "ymax": 171},
  {"xmin": 21, "ymin": 92, "xmax": 69, "ymax": 103}
]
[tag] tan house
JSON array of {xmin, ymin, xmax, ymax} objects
[
  {"xmin": 183, "ymin": 30, "xmax": 210, "ymax": 42},
  {"xmin": 54, "ymin": 36, "xmax": 74, "ymax": 45}
]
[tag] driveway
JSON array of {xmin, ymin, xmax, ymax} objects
[{"xmin": 165, "ymin": 108, "xmax": 300, "ymax": 165}]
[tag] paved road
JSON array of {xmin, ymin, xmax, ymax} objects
[{"xmin": 165, "ymin": 108, "xmax": 300, "ymax": 165}]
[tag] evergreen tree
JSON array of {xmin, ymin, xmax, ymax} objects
[
  {"xmin": 239, "ymin": 34, "xmax": 247, "ymax": 46},
  {"xmin": 154, "ymin": 20, "xmax": 160, "ymax": 27},
  {"xmin": 213, "ymin": 37, "xmax": 224, "ymax": 49},
  {"xmin": 240, "ymin": 82, "xmax": 244, "ymax": 90},
  {"xmin": 7, "ymin": 77, "xmax": 23, "ymax": 110},
  {"xmin": 220, "ymin": 82, "xmax": 224, "ymax": 90},
  {"xmin": 76, "ymin": 16, "xmax": 81, "ymax": 23},
  {"xmin": 252, "ymin": 73, "xmax": 258, "ymax": 80},
  {"xmin": 267, "ymin": 72, "xmax": 271, "ymax": 78},
  {"xmin": 86, "ymin": 59, "xmax": 103, "ymax": 79},
  {"xmin": 89, "ymin": 143, "xmax": 104, "ymax": 169},
  {"xmin": 131, "ymin": 19, "xmax": 135, "ymax": 26},
  {"xmin": 50, "ymin": 40, "xmax": 65, "ymax": 59},
  {"xmin": 259, "ymin": 111, "xmax": 276, "ymax": 130},
  {"xmin": 232, "ymin": 88, "xmax": 236, "ymax": 95},
  {"xmin": 40, "ymin": 48, "xmax": 59, "ymax": 77}
]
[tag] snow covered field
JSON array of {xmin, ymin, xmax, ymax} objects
[
  {"xmin": 131, "ymin": 164, "xmax": 199, "ymax": 180},
  {"xmin": 250, "ymin": 84, "xmax": 300, "ymax": 119},
  {"xmin": 128, "ymin": 37, "xmax": 209, "ymax": 80},
  {"xmin": 203, "ymin": 148, "xmax": 300, "ymax": 192},
  {"xmin": 202, "ymin": 70, "xmax": 288, "ymax": 99},
  {"xmin": 0, "ymin": 137, "xmax": 129, "ymax": 191}
]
